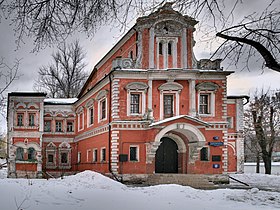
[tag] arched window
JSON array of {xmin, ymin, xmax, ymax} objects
[
  {"xmin": 168, "ymin": 42, "xmax": 172, "ymax": 55},
  {"xmin": 159, "ymin": 42, "xmax": 163, "ymax": 55},
  {"xmin": 28, "ymin": 147, "xmax": 36, "ymax": 160},
  {"xmin": 16, "ymin": 147, "xmax": 24, "ymax": 160}
]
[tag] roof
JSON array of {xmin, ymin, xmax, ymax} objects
[
  {"xmin": 8, "ymin": 92, "xmax": 47, "ymax": 97},
  {"xmin": 44, "ymin": 98, "xmax": 78, "ymax": 105},
  {"xmin": 150, "ymin": 115, "xmax": 210, "ymax": 127}
]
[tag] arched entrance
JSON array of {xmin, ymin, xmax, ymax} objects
[{"xmin": 155, "ymin": 137, "xmax": 178, "ymax": 173}]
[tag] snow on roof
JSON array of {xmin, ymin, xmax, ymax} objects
[
  {"xmin": 150, "ymin": 115, "xmax": 210, "ymax": 127},
  {"xmin": 44, "ymin": 98, "xmax": 78, "ymax": 104}
]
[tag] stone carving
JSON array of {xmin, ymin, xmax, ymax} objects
[
  {"xmin": 146, "ymin": 141, "xmax": 162, "ymax": 163},
  {"xmin": 158, "ymin": 81, "xmax": 183, "ymax": 92},
  {"xmin": 112, "ymin": 57, "xmax": 134, "ymax": 69},
  {"xmin": 155, "ymin": 20, "xmax": 182, "ymax": 37},
  {"xmin": 197, "ymin": 59, "xmax": 222, "ymax": 70},
  {"xmin": 125, "ymin": 82, "xmax": 148, "ymax": 91},
  {"xmin": 195, "ymin": 82, "xmax": 219, "ymax": 92}
]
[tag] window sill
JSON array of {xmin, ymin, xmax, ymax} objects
[{"xmin": 15, "ymin": 160, "xmax": 38, "ymax": 163}]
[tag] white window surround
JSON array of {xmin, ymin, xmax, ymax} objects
[
  {"xmin": 125, "ymin": 82, "xmax": 148, "ymax": 116},
  {"xmin": 77, "ymin": 106, "xmax": 84, "ymax": 131},
  {"xmin": 77, "ymin": 152, "xmax": 81, "ymax": 163},
  {"xmin": 86, "ymin": 149, "xmax": 91, "ymax": 162},
  {"xmin": 101, "ymin": 147, "xmax": 106, "ymax": 162},
  {"xmin": 198, "ymin": 91, "xmax": 215, "ymax": 117},
  {"xmin": 98, "ymin": 97, "xmax": 107, "ymax": 122},
  {"xmin": 127, "ymin": 91, "xmax": 146, "ymax": 116},
  {"xmin": 93, "ymin": 148, "xmax": 98, "ymax": 162},
  {"xmin": 129, "ymin": 145, "xmax": 139, "ymax": 162},
  {"xmin": 87, "ymin": 106, "xmax": 94, "ymax": 127}
]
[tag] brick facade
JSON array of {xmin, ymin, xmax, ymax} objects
[{"xmin": 7, "ymin": 3, "xmax": 248, "ymax": 178}]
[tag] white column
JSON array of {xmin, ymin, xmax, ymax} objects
[
  {"xmin": 172, "ymin": 39, "xmax": 178, "ymax": 68},
  {"xmin": 149, "ymin": 27, "xmax": 155, "ymax": 69},
  {"xmin": 163, "ymin": 41, "xmax": 168, "ymax": 69},
  {"xmin": 189, "ymin": 79, "xmax": 196, "ymax": 116},
  {"xmin": 176, "ymin": 92, "xmax": 180, "ymax": 116},
  {"xmin": 160, "ymin": 91, "xmax": 163, "ymax": 120},
  {"xmin": 182, "ymin": 28, "xmax": 188, "ymax": 69},
  {"xmin": 148, "ymin": 79, "xmax": 153, "ymax": 118}
]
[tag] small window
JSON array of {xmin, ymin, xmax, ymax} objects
[
  {"xmin": 87, "ymin": 150, "xmax": 91, "ymax": 162},
  {"xmin": 168, "ymin": 42, "xmax": 172, "ymax": 55},
  {"xmin": 212, "ymin": 155, "xmax": 221, "ymax": 162},
  {"xmin": 101, "ymin": 148, "xmax": 106, "ymax": 162},
  {"xmin": 29, "ymin": 113, "xmax": 35, "ymax": 126},
  {"xmin": 67, "ymin": 121, "xmax": 74, "ymax": 132},
  {"xmin": 199, "ymin": 94, "xmax": 210, "ymax": 114},
  {"xmin": 129, "ymin": 146, "xmax": 138, "ymax": 161},
  {"xmin": 17, "ymin": 114, "xmax": 23, "ymax": 126},
  {"xmin": 27, "ymin": 147, "xmax": 36, "ymax": 160},
  {"xmin": 16, "ymin": 147, "xmax": 24, "ymax": 160},
  {"xmin": 100, "ymin": 99, "xmax": 106, "ymax": 120},
  {"xmin": 47, "ymin": 154, "xmax": 54, "ymax": 163},
  {"xmin": 61, "ymin": 152, "xmax": 68, "ymax": 164},
  {"xmin": 159, "ymin": 42, "xmax": 163, "ymax": 55},
  {"xmin": 227, "ymin": 117, "xmax": 233, "ymax": 129},
  {"xmin": 130, "ymin": 51, "xmax": 133, "ymax": 59},
  {"xmin": 200, "ymin": 147, "xmax": 209, "ymax": 161},
  {"xmin": 89, "ymin": 107, "xmax": 94, "ymax": 125},
  {"xmin": 78, "ymin": 112, "xmax": 84, "ymax": 130},
  {"xmin": 55, "ymin": 121, "xmax": 63, "ymax": 132},
  {"xmin": 44, "ymin": 121, "xmax": 51, "ymax": 132},
  {"xmin": 77, "ymin": 152, "xmax": 81, "ymax": 163},
  {"xmin": 130, "ymin": 94, "xmax": 140, "ymax": 114},
  {"xmin": 164, "ymin": 95, "xmax": 174, "ymax": 118},
  {"xmin": 93, "ymin": 149, "xmax": 98, "ymax": 162}
]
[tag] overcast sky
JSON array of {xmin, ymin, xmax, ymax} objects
[{"xmin": 0, "ymin": 0, "xmax": 280, "ymax": 132}]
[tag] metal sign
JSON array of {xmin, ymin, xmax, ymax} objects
[{"xmin": 208, "ymin": 142, "xmax": 224, "ymax": 147}]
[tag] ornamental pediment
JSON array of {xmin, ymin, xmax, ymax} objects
[
  {"xmin": 195, "ymin": 82, "xmax": 219, "ymax": 91},
  {"xmin": 125, "ymin": 82, "xmax": 148, "ymax": 91},
  {"xmin": 158, "ymin": 81, "xmax": 183, "ymax": 91}
]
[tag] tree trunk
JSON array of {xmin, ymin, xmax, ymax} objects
[
  {"xmin": 256, "ymin": 154, "xmax": 260, "ymax": 173},
  {"xmin": 262, "ymin": 154, "xmax": 272, "ymax": 174}
]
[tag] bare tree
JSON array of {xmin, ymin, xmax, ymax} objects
[
  {"xmin": 244, "ymin": 89, "xmax": 280, "ymax": 174},
  {"xmin": 0, "ymin": 58, "xmax": 20, "ymax": 114},
  {"xmin": 1, "ymin": 0, "xmax": 280, "ymax": 72},
  {"xmin": 34, "ymin": 40, "xmax": 87, "ymax": 98}
]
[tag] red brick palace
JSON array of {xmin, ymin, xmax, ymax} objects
[{"xmin": 7, "ymin": 3, "xmax": 248, "ymax": 178}]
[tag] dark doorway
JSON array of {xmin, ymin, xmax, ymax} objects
[{"xmin": 155, "ymin": 137, "xmax": 178, "ymax": 173}]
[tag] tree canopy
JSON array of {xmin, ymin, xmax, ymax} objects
[{"xmin": 0, "ymin": 0, "xmax": 279, "ymax": 72}]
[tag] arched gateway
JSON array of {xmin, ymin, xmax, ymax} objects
[{"xmin": 152, "ymin": 122, "xmax": 207, "ymax": 174}]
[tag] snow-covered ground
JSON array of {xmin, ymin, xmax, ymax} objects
[{"xmin": 0, "ymin": 164, "xmax": 279, "ymax": 210}]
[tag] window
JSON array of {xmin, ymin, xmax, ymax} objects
[
  {"xmin": 47, "ymin": 154, "xmax": 54, "ymax": 163},
  {"xmin": 67, "ymin": 121, "xmax": 74, "ymax": 132},
  {"xmin": 16, "ymin": 147, "xmax": 24, "ymax": 160},
  {"xmin": 55, "ymin": 121, "xmax": 63, "ymax": 132},
  {"xmin": 101, "ymin": 148, "xmax": 106, "ymax": 162},
  {"xmin": 168, "ymin": 42, "xmax": 172, "ymax": 55},
  {"xmin": 87, "ymin": 150, "xmax": 91, "ymax": 162},
  {"xmin": 199, "ymin": 94, "xmax": 210, "ymax": 114},
  {"xmin": 164, "ymin": 95, "xmax": 173, "ymax": 118},
  {"xmin": 130, "ymin": 94, "xmax": 140, "ymax": 114},
  {"xmin": 61, "ymin": 152, "xmax": 68, "ymax": 164},
  {"xmin": 27, "ymin": 147, "xmax": 36, "ymax": 160},
  {"xmin": 44, "ymin": 121, "xmax": 51, "ymax": 132},
  {"xmin": 227, "ymin": 117, "xmax": 234, "ymax": 129},
  {"xmin": 100, "ymin": 99, "xmax": 106, "ymax": 120},
  {"xmin": 129, "ymin": 146, "xmax": 139, "ymax": 161},
  {"xmin": 29, "ymin": 113, "xmax": 35, "ymax": 126},
  {"xmin": 200, "ymin": 147, "xmax": 209, "ymax": 161},
  {"xmin": 78, "ymin": 112, "xmax": 84, "ymax": 131},
  {"xmin": 130, "ymin": 51, "xmax": 133, "ymax": 59},
  {"xmin": 93, "ymin": 149, "xmax": 98, "ymax": 162},
  {"xmin": 159, "ymin": 42, "xmax": 163, "ymax": 55},
  {"xmin": 77, "ymin": 152, "xmax": 81, "ymax": 163},
  {"xmin": 89, "ymin": 107, "xmax": 94, "ymax": 126},
  {"xmin": 17, "ymin": 114, "xmax": 23, "ymax": 126}
]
